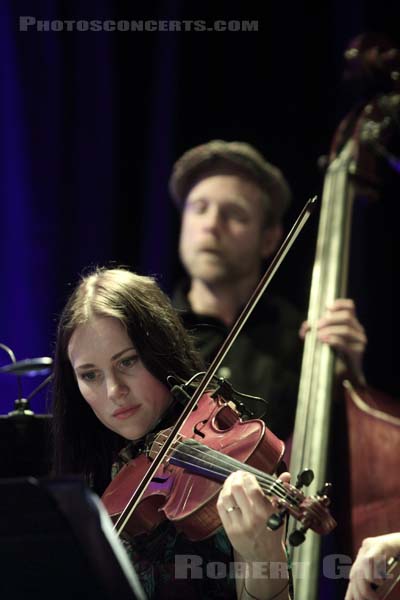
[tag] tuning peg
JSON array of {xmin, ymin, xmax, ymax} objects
[
  {"xmin": 267, "ymin": 509, "xmax": 287, "ymax": 531},
  {"xmin": 317, "ymin": 482, "xmax": 332, "ymax": 497},
  {"xmin": 295, "ymin": 469, "xmax": 314, "ymax": 489},
  {"xmin": 289, "ymin": 526, "xmax": 307, "ymax": 547}
]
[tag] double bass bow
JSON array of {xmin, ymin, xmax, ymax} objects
[
  {"xmin": 102, "ymin": 197, "xmax": 336, "ymax": 545},
  {"xmin": 288, "ymin": 33, "xmax": 400, "ymax": 600}
]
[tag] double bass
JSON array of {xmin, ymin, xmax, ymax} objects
[{"xmin": 289, "ymin": 33, "xmax": 400, "ymax": 599}]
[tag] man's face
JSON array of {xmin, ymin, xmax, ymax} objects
[{"xmin": 179, "ymin": 174, "xmax": 279, "ymax": 286}]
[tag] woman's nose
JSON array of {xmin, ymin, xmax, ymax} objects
[{"xmin": 107, "ymin": 373, "xmax": 129, "ymax": 403}]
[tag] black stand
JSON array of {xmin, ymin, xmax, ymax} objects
[
  {"xmin": 0, "ymin": 413, "xmax": 52, "ymax": 477},
  {"xmin": 0, "ymin": 477, "xmax": 147, "ymax": 600}
]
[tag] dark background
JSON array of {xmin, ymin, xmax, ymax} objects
[{"xmin": 1, "ymin": 0, "xmax": 399, "ymax": 414}]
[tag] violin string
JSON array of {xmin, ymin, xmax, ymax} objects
[
  {"xmin": 170, "ymin": 441, "xmax": 326, "ymax": 524},
  {"xmin": 175, "ymin": 442, "xmax": 294, "ymax": 502},
  {"xmin": 151, "ymin": 432, "xmax": 328, "ymax": 527},
  {"xmin": 152, "ymin": 435, "xmax": 294, "ymax": 503}
]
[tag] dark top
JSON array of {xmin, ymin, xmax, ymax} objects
[
  {"xmin": 173, "ymin": 282, "xmax": 303, "ymax": 441},
  {"xmin": 112, "ymin": 443, "xmax": 236, "ymax": 599}
]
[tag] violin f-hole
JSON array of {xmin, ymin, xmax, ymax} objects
[{"xmin": 193, "ymin": 422, "xmax": 207, "ymax": 438}]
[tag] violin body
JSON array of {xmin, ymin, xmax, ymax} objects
[{"xmin": 102, "ymin": 393, "xmax": 285, "ymax": 540}]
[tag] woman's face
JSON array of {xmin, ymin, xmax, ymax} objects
[{"xmin": 68, "ymin": 316, "xmax": 172, "ymax": 440}]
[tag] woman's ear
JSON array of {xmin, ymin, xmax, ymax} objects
[{"xmin": 261, "ymin": 224, "xmax": 283, "ymax": 259}]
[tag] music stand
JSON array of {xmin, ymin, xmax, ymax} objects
[
  {"xmin": 0, "ymin": 477, "xmax": 147, "ymax": 600},
  {"xmin": 0, "ymin": 413, "xmax": 52, "ymax": 477},
  {"xmin": 0, "ymin": 353, "xmax": 53, "ymax": 477}
]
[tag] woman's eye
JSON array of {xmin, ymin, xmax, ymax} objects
[
  {"xmin": 119, "ymin": 356, "xmax": 138, "ymax": 369},
  {"xmin": 80, "ymin": 371, "xmax": 98, "ymax": 382}
]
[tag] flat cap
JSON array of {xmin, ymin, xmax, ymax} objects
[{"xmin": 169, "ymin": 140, "xmax": 291, "ymax": 223}]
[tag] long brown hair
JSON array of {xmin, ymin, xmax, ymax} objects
[{"xmin": 51, "ymin": 268, "xmax": 203, "ymax": 493}]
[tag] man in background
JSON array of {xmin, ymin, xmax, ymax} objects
[{"xmin": 168, "ymin": 140, "xmax": 366, "ymax": 440}]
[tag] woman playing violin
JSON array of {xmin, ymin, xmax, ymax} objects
[{"xmin": 51, "ymin": 267, "xmax": 291, "ymax": 600}]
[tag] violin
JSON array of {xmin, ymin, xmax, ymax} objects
[{"xmin": 102, "ymin": 391, "xmax": 336, "ymax": 543}]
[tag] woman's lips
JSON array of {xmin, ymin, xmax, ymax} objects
[{"xmin": 113, "ymin": 405, "xmax": 140, "ymax": 420}]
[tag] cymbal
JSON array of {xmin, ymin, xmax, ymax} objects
[{"xmin": 0, "ymin": 357, "xmax": 53, "ymax": 376}]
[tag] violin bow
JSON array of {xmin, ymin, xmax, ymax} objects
[{"xmin": 113, "ymin": 196, "xmax": 317, "ymax": 536}]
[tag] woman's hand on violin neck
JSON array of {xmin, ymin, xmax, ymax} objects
[
  {"xmin": 216, "ymin": 470, "xmax": 289, "ymax": 563},
  {"xmin": 217, "ymin": 471, "xmax": 290, "ymax": 600},
  {"xmin": 299, "ymin": 298, "xmax": 367, "ymax": 384}
]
